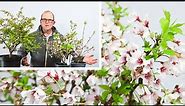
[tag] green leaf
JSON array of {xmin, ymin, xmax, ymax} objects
[
  {"xmin": 170, "ymin": 27, "xmax": 183, "ymax": 34},
  {"xmin": 111, "ymin": 81, "xmax": 119, "ymax": 90},
  {"xmin": 99, "ymin": 85, "xmax": 111, "ymax": 91},
  {"xmin": 144, "ymin": 47, "xmax": 151, "ymax": 52},
  {"xmin": 0, "ymin": 19, "xmax": 3, "ymax": 25},
  {"xmin": 122, "ymin": 8, "xmax": 129, "ymax": 16},
  {"xmin": 170, "ymin": 97, "xmax": 182, "ymax": 104},
  {"xmin": 160, "ymin": 40, "xmax": 167, "ymax": 49},
  {"xmin": 83, "ymin": 82, "xmax": 91, "ymax": 91},
  {"xmin": 3, "ymin": 89, "xmax": 13, "ymax": 103},
  {"xmin": 145, "ymin": 55, "xmax": 153, "ymax": 60},
  {"xmin": 163, "ymin": 49, "xmax": 175, "ymax": 56},
  {"xmin": 16, "ymin": 82, "xmax": 24, "ymax": 86},
  {"xmin": 163, "ymin": 32, "xmax": 174, "ymax": 41},
  {"xmin": 160, "ymin": 18, "xmax": 169, "ymax": 33},
  {"xmin": 144, "ymin": 39, "xmax": 150, "ymax": 47},
  {"xmin": 119, "ymin": 24, "xmax": 126, "ymax": 31},
  {"xmin": 153, "ymin": 51, "xmax": 159, "ymax": 60},
  {"xmin": 113, "ymin": 6, "xmax": 122, "ymax": 14},
  {"xmin": 112, "ymin": 94, "xmax": 123, "ymax": 103},
  {"xmin": 45, "ymin": 85, "xmax": 53, "ymax": 95},
  {"xmin": 3, "ymin": 89, "xmax": 9, "ymax": 97},
  {"xmin": 10, "ymin": 70, "xmax": 21, "ymax": 77},
  {"xmin": 96, "ymin": 68, "xmax": 108, "ymax": 77},
  {"xmin": 121, "ymin": 68, "xmax": 131, "ymax": 77},
  {"xmin": 117, "ymin": 84, "xmax": 131, "ymax": 95},
  {"xmin": 24, "ymin": 85, "xmax": 32, "ymax": 90},
  {"xmin": 172, "ymin": 23, "xmax": 184, "ymax": 28},
  {"xmin": 101, "ymin": 90, "xmax": 110, "ymax": 101},
  {"xmin": 113, "ymin": 50, "xmax": 121, "ymax": 60},
  {"xmin": 21, "ymin": 76, "xmax": 29, "ymax": 85},
  {"xmin": 164, "ymin": 10, "xmax": 171, "ymax": 21},
  {"xmin": 57, "ymin": 80, "xmax": 65, "ymax": 90},
  {"xmin": 7, "ymin": 95, "xmax": 13, "ymax": 103}
]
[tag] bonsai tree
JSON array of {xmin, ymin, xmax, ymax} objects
[{"xmin": 0, "ymin": 7, "xmax": 40, "ymax": 58}]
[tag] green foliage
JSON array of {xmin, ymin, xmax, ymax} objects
[
  {"xmin": 170, "ymin": 97, "xmax": 182, "ymax": 104},
  {"xmin": 106, "ymin": 2, "xmax": 129, "ymax": 33},
  {"xmin": 98, "ymin": 66, "xmax": 140, "ymax": 105},
  {"xmin": 163, "ymin": 49, "xmax": 175, "ymax": 56},
  {"xmin": 45, "ymin": 85, "xmax": 53, "ymax": 95},
  {"xmin": 113, "ymin": 50, "xmax": 121, "ymax": 60},
  {"xmin": 3, "ymin": 89, "xmax": 13, "ymax": 103},
  {"xmin": 96, "ymin": 68, "xmax": 108, "ymax": 78},
  {"xmin": 82, "ymin": 82, "xmax": 91, "ymax": 91},
  {"xmin": 100, "ymin": 90, "xmax": 110, "ymax": 102},
  {"xmin": 159, "ymin": 10, "xmax": 184, "ymax": 55},
  {"xmin": 106, "ymin": 2, "xmax": 129, "ymax": 21},
  {"xmin": 48, "ymin": 21, "xmax": 77, "ymax": 63},
  {"xmin": 15, "ymin": 75, "xmax": 32, "ymax": 91},
  {"xmin": 100, "ymin": 85, "xmax": 112, "ymax": 91},
  {"xmin": 144, "ymin": 10, "xmax": 184, "ymax": 61},
  {"xmin": 0, "ymin": 7, "xmax": 40, "ymax": 57},
  {"xmin": 10, "ymin": 70, "xmax": 21, "ymax": 77},
  {"xmin": 0, "ymin": 70, "xmax": 35, "ymax": 104}
]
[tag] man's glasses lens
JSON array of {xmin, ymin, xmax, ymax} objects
[{"xmin": 41, "ymin": 18, "xmax": 54, "ymax": 22}]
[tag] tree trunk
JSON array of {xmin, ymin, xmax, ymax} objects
[{"xmin": 9, "ymin": 50, "xmax": 13, "ymax": 58}]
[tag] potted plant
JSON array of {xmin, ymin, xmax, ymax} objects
[
  {"xmin": 71, "ymin": 21, "xmax": 95, "ymax": 67},
  {"xmin": 48, "ymin": 21, "xmax": 77, "ymax": 67},
  {"xmin": 0, "ymin": 7, "xmax": 40, "ymax": 67},
  {"xmin": 48, "ymin": 20, "xmax": 95, "ymax": 67}
]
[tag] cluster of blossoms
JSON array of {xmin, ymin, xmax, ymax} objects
[
  {"xmin": 1, "ymin": 2, "xmax": 185, "ymax": 105},
  {"xmin": 101, "ymin": 2, "xmax": 185, "ymax": 105}
]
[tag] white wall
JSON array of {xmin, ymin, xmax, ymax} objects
[{"xmin": 0, "ymin": 1, "xmax": 101, "ymax": 68}]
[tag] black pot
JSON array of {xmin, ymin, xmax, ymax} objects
[
  {"xmin": 55, "ymin": 62, "xmax": 70, "ymax": 67},
  {"xmin": 0, "ymin": 54, "xmax": 22, "ymax": 67},
  {"xmin": 71, "ymin": 62, "xmax": 86, "ymax": 67}
]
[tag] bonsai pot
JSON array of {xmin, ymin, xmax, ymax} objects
[
  {"xmin": 71, "ymin": 62, "xmax": 86, "ymax": 67},
  {"xmin": 55, "ymin": 62, "xmax": 70, "ymax": 67},
  {"xmin": 0, "ymin": 54, "xmax": 22, "ymax": 67}
]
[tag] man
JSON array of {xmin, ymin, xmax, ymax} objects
[{"xmin": 18, "ymin": 10, "xmax": 97, "ymax": 67}]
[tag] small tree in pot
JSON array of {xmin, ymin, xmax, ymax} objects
[
  {"xmin": 0, "ymin": 7, "xmax": 40, "ymax": 67},
  {"xmin": 71, "ymin": 21, "xmax": 95, "ymax": 67},
  {"xmin": 48, "ymin": 21, "xmax": 77, "ymax": 67},
  {"xmin": 48, "ymin": 20, "xmax": 95, "ymax": 67}
]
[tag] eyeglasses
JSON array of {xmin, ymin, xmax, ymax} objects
[{"xmin": 41, "ymin": 18, "xmax": 54, "ymax": 23}]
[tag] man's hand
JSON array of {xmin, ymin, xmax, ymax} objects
[
  {"xmin": 21, "ymin": 56, "xmax": 30, "ymax": 66},
  {"xmin": 83, "ymin": 54, "xmax": 97, "ymax": 65}
]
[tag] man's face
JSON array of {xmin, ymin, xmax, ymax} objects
[{"xmin": 40, "ymin": 12, "xmax": 55, "ymax": 32}]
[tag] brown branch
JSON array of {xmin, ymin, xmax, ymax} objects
[
  {"xmin": 128, "ymin": 83, "xmax": 140, "ymax": 105},
  {"xmin": 80, "ymin": 31, "xmax": 95, "ymax": 55}
]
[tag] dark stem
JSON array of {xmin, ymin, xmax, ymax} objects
[
  {"xmin": 69, "ymin": 80, "xmax": 76, "ymax": 94},
  {"xmin": 56, "ymin": 98, "xmax": 61, "ymax": 106},
  {"xmin": 105, "ymin": 96, "xmax": 113, "ymax": 105},
  {"xmin": 33, "ymin": 73, "xmax": 37, "ymax": 87},
  {"xmin": 128, "ymin": 83, "xmax": 140, "ymax": 105},
  {"xmin": 145, "ymin": 38, "xmax": 160, "ymax": 56}
]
